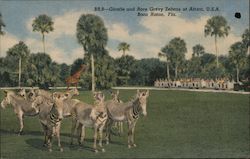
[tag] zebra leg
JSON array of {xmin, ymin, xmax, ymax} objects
[
  {"xmin": 80, "ymin": 126, "xmax": 85, "ymax": 145},
  {"xmin": 77, "ymin": 123, "xmax": 83, "ymax": 145},
  {"xmin": 131, "ymin": 121, "xmax": 137, "ymax": 147},
  {"xmin": 127, "ymin": 121, "xmax": 132, "ymax": 148},
  {"xmin": 120, "ymin": 122, "xmax": 124, "ymax": 135},
  {"xmin": 99, "ymin": 125, "xmax": 105, "ymax": 152},
  {"xmin": 17, "ymin": 113, "xmax": 24, "ymax": 135},
  {"xmin": 105, "ymin": 119, "xmax": 113, "ymax": 145},
  {"xmin": 47, "ymin": 128, "xmax": 53, "ymax": 152},
  {"xmin": 41, "ymin": 124, "xmax": 48, "ymax": 147},
  {"xmin": 55, "ymin": 123, "xmax": 63, "ymax": 152},
  {"xmin": 93, "ymin": 126, "xmax": 98, "ymax": 153}
]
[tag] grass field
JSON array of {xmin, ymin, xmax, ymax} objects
[{"xmin": 0, "ymin": 89, "xmax": 249, "ymax": 158}]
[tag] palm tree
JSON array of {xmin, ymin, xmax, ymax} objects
[
  {"xmin": 192, "ymin": 44, "xmax": 205, "ymax": 57},
  {"xmin": 6, "ymin": 41, "xmax": 30, "ymax": 87},
  {"xmin": 0, "ymin": 12, "xmax": 6, "ymax": 56},
  {"xmin": 76, "ymin": 14, "xmax": 108, "ymax": 92},
  {"xmin": 118, "ymin": 42, "xmax": 130, "ymax": 56},
  {"xmin": 168, "ymin": 37, "xmax": 187, "ymax": 79},
  {"xmin": 159, "ymin": 45, "xmax": 172, "ymax": 80},
  {"xmin": 228, "ymin": 42, "xmax": 247, "ymax": 83},
  {"xmin": 32, "ymin": 14, "xmax": 54, "ymax": 53},
  {"xmin": 204, "ymin": 16, "xmax": 230, "ymax": 67}
]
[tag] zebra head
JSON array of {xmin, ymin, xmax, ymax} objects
[
  {"xmin": 52, "ymin": 92, "xmax": 69, "ymax": 121},
  {"xmin": 27, "ymin": 89, "xmax": 36, "ymax": 101},
  {"xmin": 18, "ymin": 88, "xmax": 26, "ymax": 100},
  {"xmin": 137, "ymin": 90, "xmax": 149, "ymax": 116},
  {"xmin": 90, "ymin": 92, "xmax": 106, "ymax": 121},
  {"xmin": 111, "ymin": 90, "xmax": 120, "ymax": 102},
  {"xmin": 1, "ymin": 90, "xmax": 14, "ymax": 109}
]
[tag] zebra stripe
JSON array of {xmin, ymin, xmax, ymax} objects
[
  {"xmin": 49, "ymin": 105, "xmax": 60, "ymax": 126},
  {"xmin": 132, "ymin": 101, "xmax": 141, "ymax": 119}
]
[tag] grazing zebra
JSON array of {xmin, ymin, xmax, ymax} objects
[
  {"xmin": 71, "ymin": 92, "xmax": 108, "ymax": 153},
  {"xmin": 111, "ymin": 90, "xmax": 124, "ymax": 136},
  {"xmin": 1, "ymin": 90, "xmax": 43, "ymax": 135},
  {"xmin": 65, "ymin": 64, "xmax": 88, "ymax": 89},
  {"xmin": 39, "ymin": 92, "xmax": 68, "ymax": 152},
  {"xmin": 105, "ymin": 90, "xmax": 149, "ymax": 148}
]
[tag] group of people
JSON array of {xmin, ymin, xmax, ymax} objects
[
  {"xmin": 154, "ymin": 78, "xmax": 235, "ymax": 90},
  {"xmin": 1, "ymin": 88, "xmax": 149, "ymax": 152}
]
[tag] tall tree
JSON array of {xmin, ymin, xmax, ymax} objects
[
  {"xmin": 76, "ymin": 14, "xmax": 108, "ymax": 91},
  {"xmin": 192, "ymin": 44, "xmax": 205, "ymax": 57},
  {"xmin": 242, "ymin": 29, "xmax": 250, "ymax": 53},
  {"xmin": 0, "ymin": 12, "xmax": 6, "ymax": 56},
  {"xmin": 6, "ymin": 41, "xmax": 30, "ymax": 87},
  {"xmin": 228, "ymin": 42, "xmax": 247, "ymax": 83},
  {"xmin": 118, "ymin": 42, "xmax": 130, "ymax": 56},
  {"xmin": 115, "ymin": 55, "xmax": 136, "ymax": 85},
  {"xmin": 159, "ymin": 45, "xmax": 172, "ymax": 80},
  {"xmin": 204, "ymin": 16, "xmax": 230, "ymax": 67},
  {"xmin": 168, "ymin": 37, "xmax": 187, "ymax": 79},
  {"xmin": 28, "ymin": 53, "xmax": 59, "ymax": 88},
  {"xmin": 32, "ymin": 14, "xmax": 54, "ymax": 53}
]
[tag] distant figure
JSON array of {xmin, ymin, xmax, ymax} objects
[{"xmin": 65, "ymin": 64, "xmax": 88, "ymax": 89}]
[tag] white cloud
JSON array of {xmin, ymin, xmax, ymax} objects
[
  {"xmin": 1, "ymin": 32, "xmax": 19, "ymax": 57},
  {"xmin": 24, "ymin": 10, "xmax": 86, "ymax": 64},
  {"xmin": 107, "ymin": 15, "xmax": 241, "ymax": 59},
  {"xmin": 4, "ymin": 10, "xmax": 242, "ymax": 64}
]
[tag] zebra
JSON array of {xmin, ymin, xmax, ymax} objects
[
  {"xmin": 110, "ymin": 90, "xmax": 124, "ymax": 136},
  {"xmin": 105, "ymin": 90, "xmax": 149, "ymax": 148},
  {"xmin": 39, "ymin": 92, "xmax": 68, "ymax": 152},
  {"xmin": 71, "ymin": 92, "xmax": 108, "ymax": 153},
  {"xmin": 1, "ymin": 90, "xmax": 45, "ymax": 135}
]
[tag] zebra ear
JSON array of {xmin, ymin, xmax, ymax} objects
[
  {"xmin": 64, "ymin": 93, "xmax": 69, "ymax": 98},
  {"xmin": 3, "ymin": 90, "xmax": 8, "ymax": 94},
  {"xmin": 101, "ymin": 93, "xmax": 105, "ymax": 101},
  {"xmin": 146, "ymin": 90, "xmax": 149, "ymax": 97}
]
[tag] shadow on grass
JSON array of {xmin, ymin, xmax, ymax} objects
[{"xmin": 25, "ymin": 138, "xmax": 105, "ymax": 153}]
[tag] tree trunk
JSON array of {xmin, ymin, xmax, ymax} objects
[
  {"xmin": 167, "ymin": 61, "xmax": 170, "ymax": 80},
  {"xmin": 236, "ymin": 66, "xmax": 239, "ymax": 83},
  {"xmin": 214, "ymin": 36, "xmax": 219, "ymax": 68},
  {"xmin": 91, "ymin": 54, "xmax": 95, "ymax": 92},
  {"xmin": 42, "ymin": 33, "xmax": 45, "ymax": 53},
  {"xmin": 175, "ymin": 65, "xmax": 178, "ymax": 79},
  {"xmin": 0, "ymin": 35, "xmax": 2, "ymax": 56},
  {"xmin": 18, "ymin": 58, "xmax": 22, "ymax": 87}
]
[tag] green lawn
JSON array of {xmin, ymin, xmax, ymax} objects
[{"xmin": 0, "ymin": 90, "xmax": 249, "ymax": 158}]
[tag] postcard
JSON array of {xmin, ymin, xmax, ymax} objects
[{"xmin": 0, "ymin": 0, "xmax": 249, "ymax": 158}]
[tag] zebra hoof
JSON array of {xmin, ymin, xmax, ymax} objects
[
  {"xmin": 94, "ymin": 149, "xmax": 98, "ymax": 153},
  {"xmin": 102, "ymin": 148, "xmax": 105, "ymax": 152},
  {"xmin": 60, "ymin": 148, "xmax": 63, "ymax": 152},
  {"xmin": 49, "ymin": 149, "xmax": 52, "ymax": 152},
  {"xmin": 18, "ymin": 131, "xmax": 23, "ymax": 136},
  {"xmin": 128, "ymin": 145, "xmax": 131, "ymax": 149},
  {"xmin": 106, "ymin": 141, "xmax": 109, "ymax": 145},
  {"xmin": 133, "ymin": 144, "xmax": 137, "ymax": 147}
]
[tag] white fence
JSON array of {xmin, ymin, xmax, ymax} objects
[{"xmin": 0, "ymin": 86, "xmax": 81, "ymax": 90}]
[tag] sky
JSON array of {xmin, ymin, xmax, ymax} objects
[{"xmin": 1, "ymin": 0, "xmax": 249, "ymax": 64}]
